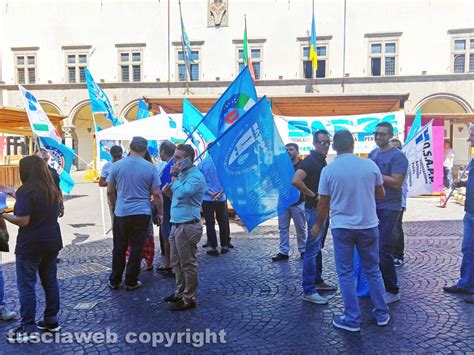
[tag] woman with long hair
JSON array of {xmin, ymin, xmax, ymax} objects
[{"xmin": 0, "ymin": 155, "xmax": 63, "ymax": 343}]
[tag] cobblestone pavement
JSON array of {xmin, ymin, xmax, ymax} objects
[
  {"xmin": 0, "ymin": 226, "xmax": 472, "ymax": 352},
  {"xmin": 0, "ymin": 178, "xmax": 472, "ymax": 353}
]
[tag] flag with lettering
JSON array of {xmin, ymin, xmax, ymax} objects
[
  {"xmin": 208, "ymin": 96, "xmax": 300, "ymax": 231},
  {"xmin": 200, "ymin": 66, "xmax": 257, "ymax": 137}
]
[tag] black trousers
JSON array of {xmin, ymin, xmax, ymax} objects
[
  {"xmin": 202, "ymin": 201, "xmax": 230, "ymax": 248},
  {"xmin": 110, "ymin": 214, "xmax": 150, "ymax": 286}
]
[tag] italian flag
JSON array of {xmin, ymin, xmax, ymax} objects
[{"xmin": 243, "ymin": 16, "xmax": 256, "ymax": 82}]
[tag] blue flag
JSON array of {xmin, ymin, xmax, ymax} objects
[
  {"xmin": 95, "ymin": 124, "xmax": 116, "ymax": 161},
  {"xmin": 137, "ymin": 98, "xmax": 150, "ymax": 120},
  {"xmin": 208, "ymin": 97, "xmax": 300, "ymax": 232},
  {"xmin": 84, "ymin": 68, "xmax": 121, "ymax": 126},
  {"xmin": 40, "ymin": 137, "xmax": 76, "ymax": 194},
  {"xmin": 183, "ymin": 98, "xmax": 215, "ymax": 162},
  {"xmin": 405, "ymin": 108, "xmax": 422, "ymax": 145},
  {"xmin": 199, "ymin": 66, "xmax": 257, "ymax": 137}
]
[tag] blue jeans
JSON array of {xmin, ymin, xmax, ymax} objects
[
  {"xmin": 377, "ymin": 209, "xmax": 400, "ymax": 294},
  {"xmin": 332, "ymin": 227, "xmax": 389, "ymax": 327},
  {"xmin": 16, "ymin": 252, "xmax": 60, "ymax": 331},
  {"xmin": 278, "ymin": 202, "xmax": 307, "ymax": 255},
  {"xmin": 302, "ymin": 208, "xmax": 328, "ymax": 295},
  {"xmin": 457, "ymin": 212, "xmax": 474, "ymax": 292}
]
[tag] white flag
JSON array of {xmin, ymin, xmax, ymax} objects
[
  {"xmin": 403, "ymin": 120, "xmax": 435, "ymax": 196},
  {"xmin": 18, "ymin": 85, "xmax": 62, "ymax": 143}
]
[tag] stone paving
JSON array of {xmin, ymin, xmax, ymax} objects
[{"xmin": 0, "ymin": 177, "xmax": 473, "ymax": 353}]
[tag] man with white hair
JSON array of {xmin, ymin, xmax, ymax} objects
[{"xmin": 444, "ymin": 124, "xmax": 474, "ymax": 304}]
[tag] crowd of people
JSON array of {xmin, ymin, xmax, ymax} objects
[{"xmin": 0, "ymin": 122, "xmax": 472, "ymax": 342}]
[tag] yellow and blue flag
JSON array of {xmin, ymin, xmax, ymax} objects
[{"xmin": 309, "ymin": 12, "xmax": 318, "ymax": 70}]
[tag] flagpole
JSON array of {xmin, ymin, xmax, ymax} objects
[
  {"xmin": 179, "ymin": 0, "xmax": 192, "ymax": 95},
  {"xmin": 311, "ymin": 0, "xmax": 319, "ymax": 93}
]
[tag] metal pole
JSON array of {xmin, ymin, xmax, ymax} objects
[
  {"xmin": 167, "ymin": 0, "xmax": 171, "ymax": 95},
  {"xmin": 342, "ymin": 0, "xmax": 347, "ymax": 93}
]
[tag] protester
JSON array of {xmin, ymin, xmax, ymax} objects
[
  {"xmin": 36, "ymin": 148, "xmax": 64, "ymax": 218},
  {"xmin": 198, "ymin": 155, "xmax": 230, "ymax": 256},
  {"xmin": 98, "ymin": 145, "xmax": 123, "ymax": 226},
  {"xmin": 156, "ymin": 140, "xmax": 176, "ymax": 276},
  {"xmin": 369, "ymin": 122, "xmax": 408, "ymax": 304},
  {"xmin": 162, "ymin": 144, "xmax": 206, "ymax": 311},
  {"xmin": 272, "ymin": 143, "xmax": 306, "ymax": 261},
  {"xmin": 125, "ymin": 151, "xmax": 156, "ymax": 271},
  {"xmin": 0, "ymin": 219, "xmax": 16, "ymax": 322},
  {"xmin": 1, "ymin": 155, "xmax": 63, "ymax": 342},
  {"xmin": 107, "ymin": 137, "xmax": 163, "ymax": 291},
  {"xmin": 292, "ymin": 130, "xmax": 336, "ymax": 305},
  {"xmin": 443, "ymin": 140, "xmax": 455, "ymax": 190},
  {"xmin": 444, "ymin": 124, "xmax": 474, "ymax": 304},
  {"xmin": 390, "ymin": 138, "xmax": 408, "ymax": 267},
  {"xmin": 312, "ymin": 130, "xmax": 389, "ymax": 332}
]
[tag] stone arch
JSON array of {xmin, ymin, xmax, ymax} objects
[
  {"xmin": 39, "ymin": 100, "xmax": 63, "ymax": 116},
  {"xmin": 414, "ymin": 93, "xmax": 472, "ymax": 114},
  {"xmin": 120, "ymin": 99, "xmax": 141, "ymax": 121}
]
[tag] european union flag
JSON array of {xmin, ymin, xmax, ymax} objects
[
  {"xmin": 199, "ymin": 66, "xmax": 257, "ymax": 137},
  {"xmin": 208, "ymin": 96, "xmax": 300, "ymax": 232},
  {"xmin": 84, "ymin": 68, "xmax": 121, "ymax": 126},
  {"xmin": 40, "ymin": 137, "xmax": 76, "ymax": 194},
  {"xmin": 183, "ymin": 98, "xmax": 215, "ymax": 162}
]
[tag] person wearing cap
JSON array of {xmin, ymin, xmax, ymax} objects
[
  {"xmin": 162, "ymin": 144, "xmax": 206, "ymax": 311},
  {"xmin": 106, "ymin": 137, "xmax": 163, "ymax": 291},
  {"xmin": 99, "ymin": 145, "xmax": 123, "ymax": 226}
]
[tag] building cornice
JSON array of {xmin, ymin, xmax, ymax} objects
[
  {"xmin": 447, "ymin": 28, "xmax": 474, "ymax": 34},
  {"xmin": 115, "ymin": 43, "xmax": 146, "ymax": 48},
  {"xmin": 171, "ymin": 40, "xmax": 205, "ymax": 46},
  {"xmin": 364, "ymin": 32, "xmax": 403, "ymax": 38},
  {"xmin": 1, "ymin": 73, "xmax": 473, "ymax": 91},
  {"xmin": 297, "ymin": 36, "xmax": 333, "ymax": 42}
]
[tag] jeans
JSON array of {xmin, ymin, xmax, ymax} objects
[
  {"xmin": 456, "ymin": 212, "xmax": 474, "ymax": 292},
  {"xmin": 110, "ymin": 214, "xmax": 150, "ymax": 286},
  {"xmin": 202, "ymin": 201, "xmax": 230, "ymax": 248},
  {"xmin": 302, "ymin": 208, "xmax": 328, "ymax": 295},
  {"xmin": 0, "ymin": 264, "xmax": 5, "ymax": 306},
  {"xmin": 392, "ymin": 209, "xmax": 405, "ymax": 260},
  {"xmin": 16, "ymin": 252, "xmax": 60, "ymax": 331},
  {"xmin": 332, "ymin": 227, "xmax": 389, "ymax": 327},
  {"xmin": 443, "ymin": 167, "xmax": 454, "ymax": 189},
  {"xmin": 377, "ymin": 209, "xmax": 400, "ymax": 294},
  {"xmin": 277, "ymin": 202, "xmax": 307, "ymax": 255},
  {"xmin": 170, "ymin": 222, "xmax": 203, "ymax": 303}
]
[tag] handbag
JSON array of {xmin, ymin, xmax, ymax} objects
[{"xmin": 0, "ymin": 230, "xmax": 9, "ymax": 253}]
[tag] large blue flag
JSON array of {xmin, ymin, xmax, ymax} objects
[
  {"xmin": 199, "ymin": 66, "xmax": 257, "ymax": 137},
  {"xmin": 208, "ymin": 96, "xmax": 300, "ymax": 232},
  {"xmin": 84, "ymin": 68, "xmax": 121, "ymax": 126},
  {"xmin": 40, "ymin": 137, "xmax": 76, "ymax": 194},
  {"xmin": 183, "ymin": 98, "xmax": 215, "ymax": 162}
]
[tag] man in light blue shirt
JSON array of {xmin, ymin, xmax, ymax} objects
[
  {"xmin": 106, "ymin": 137, "xmax": 163, "ymax": 291},
  {"xmin": 162, "ymin": 144, "xmax": 206, "ymax": 311},
  {"xmin": 198, "ymin": 156, "xmax": 230, "ymax": 256},
  {"xmin": 312, "ymin": 130, "xmax": 389, "ymax": 332}
]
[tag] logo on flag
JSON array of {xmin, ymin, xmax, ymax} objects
[{"xmin": 219, "ymin": 93, "xmax": 256, "ymax": 130}]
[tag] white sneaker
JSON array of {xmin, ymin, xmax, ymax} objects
[
  {"xmin": 377, "ymin": 314, "xmax": 390, "ymax": 326},
  {"xmin": 303, "ymin": 292, "xmax": 328, "ymax": 305},
  {"xmin": 0, "ymin": 306, "xmax": 16, "ymax": 321},
  {"xmin": 384, "ymin": 292, "xmax": 400, "ymax": 304}
]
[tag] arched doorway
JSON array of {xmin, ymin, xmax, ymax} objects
[
  {"xmin": 415, "ymin": 93, "xmax": 472, "ymax": 165},
  {"xmin": 70, "ymin": 102, "xmax": 115, "ymax": 170}
]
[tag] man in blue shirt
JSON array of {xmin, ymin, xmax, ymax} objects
[
  {"xmin": 162, "ymin": 144, "xmax": 206, "ymax": 311},
  {"xmin": 444, "ymin": 124, "xmax": 474, "ymax": 303},
  {"xmin": 198, "ymin": 156, "xmax": 230, "ymax": 256},
  {"xmin": 369, "ymin": 122, "xmax": 408, "ymax": 304},
  {"xmin": 98, "ymin": 145, "xmax": 123, "ymax": 226},
  {"xmin": 156, "ymin": 141, "xmax": 176, "ymax": 277},
  {"xmin": 313, "ymin": 130, "xmax": 389, "ymax": 332},
  {"xmin": 107, "ymin": 137, "xmax": 163, "ymax": 291}
]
